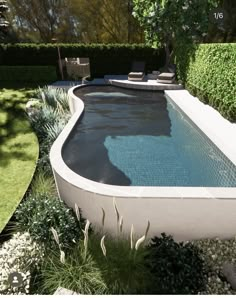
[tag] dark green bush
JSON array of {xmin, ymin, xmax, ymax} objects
[
  {"xmin": 0, "ymin": 65, "xmax": 57, "ymax": 82},
  {"xmin": 145, "ymin": 233, "xmax": 206, "ymax": 294},
  {"xmin": 14, "ymin": 193, "xmax": 83, "ymax": 251},
  {"xmin": 0, "ymin": 43, "xmax": 165, "ymax": 77},
  {"xmin": 175, "ymin": 43, "xmax": 236, "ymax": 122}
]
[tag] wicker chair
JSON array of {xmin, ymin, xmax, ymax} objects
[{"xmin": 65, "ymin": 57, "xmax": 90, "ymax": 79}]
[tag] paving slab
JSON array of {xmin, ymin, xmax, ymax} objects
[{"xmin": 104, "ymin": 74, "xmax": 183, "ymax": 90}]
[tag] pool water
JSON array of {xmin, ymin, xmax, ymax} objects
[{"xmin": 62, "ymin": 85, "xmax": 236, "ymax": 187}]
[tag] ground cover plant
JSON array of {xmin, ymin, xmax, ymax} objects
[
  {"xmin": 0, "ymin": 232, "xmax": 43, "ymax": 295},
  {"xmin": 0, "ymin": 87, "xmax": 38, "ymax": 232}
]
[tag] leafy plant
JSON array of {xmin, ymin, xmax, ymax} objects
[
  {"xmin": 35, "ymin": 86, "xmax": 70, "ymax": 111},
  {"xmin": 29, "ymin": 105, "xmax": 58, "ymax": 143},
  {"xmin": 145, "ymin": 233, "xmax": 206, "ymax": 294},
  {"xmin": 27, "ymin": 86, "xmax": 71, "ymax": 174},
  {"xmin": 44, "ymin": 121, "xmax": 68, "ymax": 144},
  {"xmin": 39, "ymin": 243, "xmax": 108, "ymax": 295},
  {"xmin": 132, "ymin": 0, "xmax": 219, "ymax": 66},
  {"xmin": 0, "ymin": 232, "xmax": 43, "ymax": 295},
  {"xmin": 14, "ymin": 193, "xmax": 84, "ymax": 251}
]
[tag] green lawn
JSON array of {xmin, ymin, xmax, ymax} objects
[{"xmin": 0, "ymin": 87, "xmax": 39, "ymax": 232}]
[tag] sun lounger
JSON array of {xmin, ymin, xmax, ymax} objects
[
  {"xmin": 128, "ymin": 61, "xmax": 146, "ymax": 81},
  {"xmin": 157, "ymin": 72, "xmax": 175, "ymax": 84}
]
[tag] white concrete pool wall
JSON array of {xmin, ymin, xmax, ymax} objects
[{"xmin": 50, "ymin": 85, "xmax": 236, "ymax": 241}]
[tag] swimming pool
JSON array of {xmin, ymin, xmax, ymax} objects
[
  {"xmin": 50, "ymin": 84, "xmax": 236, "ymax": 240},
  {"xmin": 62, "ymin": 85, "xmax": 236, "ymax": 187}
]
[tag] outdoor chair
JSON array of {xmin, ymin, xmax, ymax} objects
[
  {"xmin": 65, "ymin": 57, "xmax": 90, "ymax": 79},
  {"xmin": 157, "ymin": 72, "xmax": 175, "ymax": 84},
  {"xmin": 128, "ymin": 61, "xmax": 146, "ymax": 81},
  {"xmin": 156, "ymin": 63, "xmax": 176, "ymax": 84}
]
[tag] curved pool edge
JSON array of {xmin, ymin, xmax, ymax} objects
[{"xmin": 50, "ymin": 84, "xmax": 236, "ymax": 241}]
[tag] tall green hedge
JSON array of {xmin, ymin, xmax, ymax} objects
[
  {"xmin": 175, "ymin": 43, "xmax": 236, "ymax": 122},
  {"xmin": 0, "ymin": 66, "xmax": 57, "ymax": 82},
  {"xmin": 0, "ymin": 43, "xmax": 165, "ymax": 78}
]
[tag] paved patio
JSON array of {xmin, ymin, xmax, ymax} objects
[
  {"xmin": 49, "ymin": 78, "xmax": 106, "ymax": 90},
  {"xmin": 49, "ymin": 75, "xmax": 183, "ymax": 91}
]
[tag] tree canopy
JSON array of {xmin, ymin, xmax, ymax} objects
[
  {"xmin": 3, "ymin": 0, "xmax": 236, "ymax": 44},
  {"xmin": 7, "ymin": 0, "xmax": 144, "ymax": 43},
  {"xmin": 132, "ymin": 0, "xmax": 220, "ymax": 65}
]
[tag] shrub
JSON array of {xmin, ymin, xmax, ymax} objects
[
  {"xmin": 35, "ymin": 86, "xmax": 70, "ymax": 111},
  {"xmin": 39, "ymin": 230, "xmax": 151, "ymax": 295},
  {"xmin": 39, "ymin": 243, "xmax": 108, "ymax": 295},
  {"xmin": 27, "ymin": 86, "xmax": 70, "ymax": 174},
  {"xmin": 0, "ymin": 232, "xmax": 43, "ymax": 295},
  {"xmin": 145, "ymin": 233, "xmax": 206, "ymax": 294},
  {"xmin": 29, "ymin": 105, "xmax": 62, "ymax": 174},
  {"xmin": 175, "ymin": 43, "xmax": 236, "ymax": 122},
  {"xmin": 29, "ymin": 105, "xmax": 58, "ymax": 141},
  {"xmin": 0, "ymin": 43, "xmax": 165, "ymax": 77},
  {"xmin": 0, "ymin": 66, "xmax": 57, "ymax": 82},
  {"xmin": 29, "ymin": 86, "xmax": 70, "ymax": 142},
  {"xmin": 14, "ymin": 193, "xmax": 83, "ymax": 251},
  {"xmin": 89, "ymin": 234, "xmax": 152, "ymax": 294}
]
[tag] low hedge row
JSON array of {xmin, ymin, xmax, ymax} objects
[
  {"xmin": 0, "ymin": 66, "xmax": 57, "ymax": 82},
  {"xmin": 175, "ymin": 43, "xmax": 236, "ymax": 122},
  {"xmin": 0, "ymin": 43, "xmax": 165, "ymax": 78}
]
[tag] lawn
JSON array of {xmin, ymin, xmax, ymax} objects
[{"xmin": 0, "ymin": 87, "xmax": 39, "ymax": 232}]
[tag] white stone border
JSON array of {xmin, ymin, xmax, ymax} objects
[{"xmin": 50, "ymin": 84, "xmax": 236, "ymax": 240}]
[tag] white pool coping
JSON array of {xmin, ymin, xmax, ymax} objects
[
  {"xmin": 50, "ymin": 85, "xmax": 236, "ymax": 200},
  {"xmin": 165, "ymin": 90, "xmax": 236, "ymax": 166}
]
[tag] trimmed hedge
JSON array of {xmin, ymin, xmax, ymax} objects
[
  {"xmin": 0, "ymin": 43, "xmax": 165, "ymax": 78},
  {"xmin": 175, "ymin": 43, "xmax": 236, "ymax": 122},
  {"xmin": 0, "ymin": 65, "xmax": 57, "ymax": 82}
]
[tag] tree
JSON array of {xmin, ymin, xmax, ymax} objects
[
  {"xmin": 7, "ymin": 0, "xmax": 145, "ymax": 43},
  {"xmin": 8, "ymin": 0, "xmax": 76, "ymax": 42},
  {"xmin": 132, "ymin": 0, "xmax": 220, "ymax": 66},
  {"xmin": 0, "ymin": 0, "xmax": 9, "ymax": 40},
  {"xmin": 69, "ymin": 0, "xmax": 144, "ymax": 43},
  {"xmin": 207, "ymin": 0, "xmax": 236, "ymax": 42}
]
